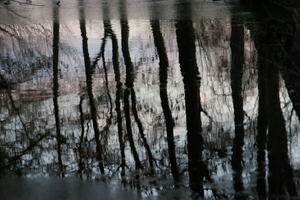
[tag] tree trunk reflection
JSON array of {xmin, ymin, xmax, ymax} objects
[
  {"xmin": 109, "ymin": 21, "xmax": 127, "ymax": 177},
  {"xmin": 230, "ymin": 23, "xmax": 245, "ymax": 199},
  {"xmin": 52, "ymin": 5, "xmax": 64, "ymax": 177},
  {"xmin": 263, "ymin": 43, "xmax": 297, "ymax": 198},
  {"xmin": 121, "ymin": 19, "xmax": 143, "ymax": 172},
  {"xmin": 79, "ymin": 0, "xmax": 104, "ymax": 174},
  {"xmin": 151, "ymin": 19, "xmax": 180, "ymax": 185},
  {"xmin": 255, "ymin": 37, "xmax": 267, "ymax": 199},
  {"xmin": 175, "ymin": 3, "xmax": 204, "ymax": 196},
  {"xmin": 256, "ymin": 16, "xmax": 297, "ymax": 197}
]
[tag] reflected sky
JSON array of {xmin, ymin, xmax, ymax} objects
[{"xmin": 0, "ymin": 0, "xmax": 231, "ymax": 24}]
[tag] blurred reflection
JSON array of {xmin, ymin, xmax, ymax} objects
[
  {"xmin": 255, "ymin": 33, "xmax": 268, "ymax": 200},
  {"xmin": 230, "ymin": 23, "xmax": 245, "ymax": 199},
  {"xmin": 151, "ymin": 19, "xmax": 180, "ymax": 185},
  {"xmin": 52, "ymin": 4, "xmax": 64, "ymax": 176},
  {"xmin": 79, "ymin": 0, "xmax": 105, "ymax": 174},
  {"xmin": 1, "ymin": 0, "xmax": 300, "ymax": 199},
  {"xmin": 175, "ymin": 2, "xmax": 204, "ymax": 197},
  {"xmin": 251, "ymin": 2, "xmax": 298, "ymax": 198},
  {"xmin": 280, "ymin": 10, "xmax": 300, "ymax": 120},
  {"xmin": 261, "ymin": 23, "xmax": 297, "ymax": 198}
]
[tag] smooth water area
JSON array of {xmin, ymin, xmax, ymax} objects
[{"xmin": 0, "ymin": 0, "xmax": 300, "ymax": 199}]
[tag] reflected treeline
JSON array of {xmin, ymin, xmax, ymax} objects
[
  {"xmin": 241, "ymin": 0, "xmax": 300, "ymax": 198},
  {"xmin": 255, "ymin": 3, "xmax": 298, "ymax": 197},
  {"xmin": 0, "ymin": 0, "xmax": 300, "ymax": 199}
]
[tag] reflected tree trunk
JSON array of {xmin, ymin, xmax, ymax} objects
[
  {"xmin": 256, "ymin": 20, "xmax": 297, "ymax": 197},
  {"xmin": 263, "ymin": 46, "xmax": 297, "ymax": 198},
  {"xmin": 52, "ymin": 6, "xmax": 64, "ymax": 177},
  {"xmin": 123, "ymin": 89, "xmax": 143, "ymax": 171},
  {"xmin": 79, "ymin": 1, "xmax": 104, "ymax": 174},
  {"xmin": 77, "ymin": 95, "xmax": 85, "ymax": 177},
  {"xmin": 111, "ymin": 22, "xmax": 126, "ymax": 177},
  {"xmin": 246, "ymin": 1, "xmax": 298, "ymax": 198},
  {"xmin": 255, "ymin": 38, "xmax": 267, "ymax": 199},
  {"xmin": 102, "ymin": 19, "xmax": 127, "ymax": 177},
  {"xmin": 119, "ymin": 19, "xmax": 155, "ymax": 172},
  {"xmin": 151, "ymin": 19, "xmax": 180, "ymax": 185},
  {"xmin": 121, "ymin": 19, "xmax": 143, "ymax": 171},
  {"xmin": 131, "ymin": 89, "xmax": 155, "ymax": 174},
  {"xmin": 230, "ymin": 24, "xmax": 245, "ymax": 199},
  {"xmin": 175, "ymin": 6, "xmax": 204, "ymax": 196}
]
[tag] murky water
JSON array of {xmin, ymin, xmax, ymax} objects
[{"xmin": 0, "ymin": 0, "xmax": 300, "ymax": 199}]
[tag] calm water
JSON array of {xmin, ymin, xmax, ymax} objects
[{"xmin": 0, "ymin": 0, "xmax": 300, "ymax": 199}]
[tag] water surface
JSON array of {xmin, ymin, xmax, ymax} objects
[{"xmin": 0, "ymin": 0, "xmax": 299, "ymax": 199}]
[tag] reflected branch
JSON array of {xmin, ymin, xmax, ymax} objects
[
  {"xmin": 131, "ymin": 88, "xmax": 155, "ymax": 174},
  {"xmin": 0, "ymin": 74, "xmax": 29, "ymax": 134},
  {"xmin": 0, "ymin": 133, "xmax": 48, "ymax": 171}
]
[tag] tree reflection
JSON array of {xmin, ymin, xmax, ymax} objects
[
  {"xmin": 79, "ymin": 0, "xmax": 104, "ymax": 174},
  {"xmin": 1, "ymin": 0, "xmax": 300, "ymax": 198},
  {"xmin": 106, "ymin": 20, "xmax": 127, "ymax": 177},
  {"xmin": 230, "ymin": 23, "xmax": 245, "ymax": 199},
  {"xmin": 176, "ymin": 3, "xmax": 204, "ymax": 196},
  {"xmin": 121, "ymin": 19, "xmax": 143, "ymax": 173},
  {"xmin": 52, "ymin": 4, "xmax": 64, "ymax": 176},
  {"xmin": 151, "ymin": 19, "xmax": 180, "ymax": 185},
  {"xmin": 255, "ymin": 34, "xmax": 268, "ymax": 199},
  {"xmin": 261, "ymin": 24, "xmax": 297, "ymax": 197},
  {"xmin": 249, "ymin": 2, "xmax": 299, "ymax": 197}
]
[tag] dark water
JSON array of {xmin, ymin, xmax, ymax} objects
[{"xmin": 0, "ymin": 0, "xmax": 300, "ymax": 199}]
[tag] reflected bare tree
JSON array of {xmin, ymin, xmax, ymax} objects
[
  {"xmin": 230, "ymin": 23, "xmax": 246, "ymax": 199},
  {"xmin": 255, "ymin": 36, "xmax": 268, "ymax": 199},
  {"xmin": 121, "ymin": 19, "xmax": 143, "ymax": 172},
  {"xmin": 99, "ymin": 2, "xmax": 128, "ymax": 178},
  {"xmin": 77, "ymin": 95, "xmax": 85, "ymax": 177},
  {"xmin": 52, "ymin": 4, "xmax": 64, "ymax": 177},
  {"xmin": 102, "ymin": 19, "xmax": 127, "ymax": 177},
  {"xmin": 175, "ymin": 2, "xmax": 204, "ymax": 197},
  {"xmin": 110, "ymin": 22, "xmax": 127, "ymax": 177},
  {"xmin": 262, "ymin": 32, "xmax": 297, "ymax": 198},
  {"xmin": 151, "ymin": 19, "xmax": 180, "ymax": 185},
  {"xmin": 79, "ymin": 0, "xmax": 104, "ymax": 174},
  {"xmin": 247, "ymin": 2, "xmax": 299, "ymax": 197},
  {"xmin": 280, "ymin": 12, "xmax": 300, "ymax": 121}
]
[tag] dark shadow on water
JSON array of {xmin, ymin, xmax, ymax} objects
[
  {"xmin": 230, "ymin": 20, "xmax": 246, "ymax": 199},
  {"xmin": 248, "ymin": 0, "xmax": 299, "ymax": 198}
]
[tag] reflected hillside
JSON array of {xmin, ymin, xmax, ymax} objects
[{"xmin": 0, "ymin": 0, "xmax": 300, "ymax": 199}]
